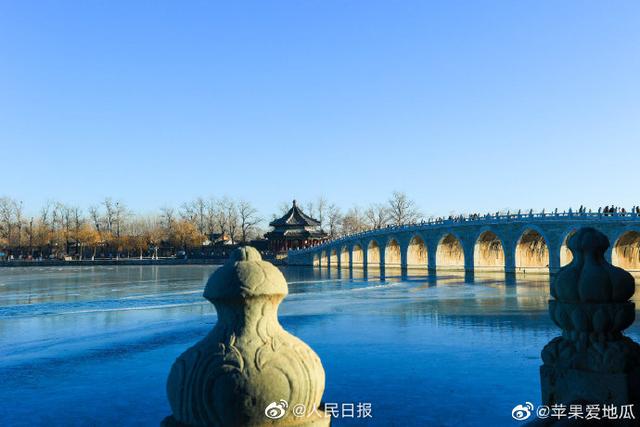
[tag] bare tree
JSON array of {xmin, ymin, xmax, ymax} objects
[
  {"xmin": 146, "ymin": 216, "xmax": 164, "ymax": 259},
  {"xmin": 103, "ymin": 198, "xmax": 115, "ymax": 234},
  {"xmin": 225, "ymin": 199, "xmax": 239, "ymax": 244},
  {"xmin": 387, "ymin": 191, "xmax": 421, "ymax": 225},
  {"xmin": 326, "ymin": 204, "xmax": 342, "ymax": 238},
  {"xmin": 25, "ymin": 217, "xmax": 35, "ymax": 255},
  {"xmin": 38, "ymin": 201, "xmax": 54, "ymax": 252},
  {"xmin": 98, "ymin": 198, "xmax": 126, "ymax": 237},
  {"xmin": 71, "ymin": 206, "xmax": 84, "ymax": 248},
  {"xmin": 213, "ymin": 197, "xmax": 229, "ymax": 236},
  {"xmin": 211, "ymin": 197, "xmax": 241, "ymax": 243},
  {"xmin": 59, "ymin": 203, "xmax": 73, "ymax": 255},
  {"xmin": 113, "ymin": 200, "xmax": 127, "ymax": 238},
  {"xmin": 305, "ymin": 201, "xmax": 314, "ymax": 218},
  {"xmin": 238, "ymin": 200, "xmax": 261, "ymax": 243},
  {"xmin": 181, "ymin": 197, "xmax": 207, "ymax": 235},
  {"xmin": 0, "ymin": 197, "xmax": 16, "ymax": 246},
  {"xmin": 40, "ymin": 201, "xmax": 52, "ymax": 229},
  {"xmin": 365, "ymin": 203, "xmax": 389, "ymax": 229},
  {"xmin": 160, "ymin": 206, "xmax": 176, "ymax": 237},
  {"xmin": 14, "ymin": 200, "xmax": 24, "ymax": 247},
  {"xmin": 204, "ymin": 197, "xmax": 218, "ymax": 235},
  {"xmin": 341, "ymin": 207, "xmax": 367, "ymax": 235},
  {"xmin": 315, "ymin": 196, "xmax": 328, "ymax": 224},
  {"xmin": 88, "ymin": 205, "xmax": 102, "ymax": 233}
]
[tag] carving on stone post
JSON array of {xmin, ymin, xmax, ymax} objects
[
  {"xmin": 541, "ymin": 227, "xmax": 640, "ymax": 406},
  {"xmin": 163, "ymin": 247, "xmax": 329, "ymax": 426}
]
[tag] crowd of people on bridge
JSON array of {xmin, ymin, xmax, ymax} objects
[
  {"xmin": 380, "ymin": 206, "xmax": 640, "ymax": 230},
  {"xmin": 302, "ymin": 205, "xmax": 640, "ymax": 248},
  {"xmin": 600, "ymin": 205, "xmax": 640, "ymax": 216}
]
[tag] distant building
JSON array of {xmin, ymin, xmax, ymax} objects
[
  {"xmin": 203, "ymin": 232, "xmax": 233, "ymax": 246},
  {"xmin": 265, "ymin": 200, "xmax": 328, "ymax": 254}
]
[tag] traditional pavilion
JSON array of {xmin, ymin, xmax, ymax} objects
[{"xmin": 265, "ymin": 200, "xmax": 329, "ymax": 254}]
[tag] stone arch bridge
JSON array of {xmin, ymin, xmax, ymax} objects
[{"xmin": 287, "ymin": 211, "xmax": 640, "ymax": 274}]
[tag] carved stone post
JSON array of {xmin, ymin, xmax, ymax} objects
[
  {"xmin": 163, "ymin": 247, "xmax": 329, "ymax": 426},
  {"xmin": 540, "ymin": 227, "xmax": 640, "ymax": 407}
]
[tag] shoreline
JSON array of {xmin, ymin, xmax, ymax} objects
[
  {"xmin": 0, "ymin": 256, "xmax": 285, "ymax": 268},
  {"xmin": 0, "ymin": 258, "xmax": 227, "ymax": 268}
]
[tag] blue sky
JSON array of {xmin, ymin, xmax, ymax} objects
[{"xmin": 1, "ymin": 1, "xmax": 639, "ymax": 219}]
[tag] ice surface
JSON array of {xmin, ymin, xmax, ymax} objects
[{"xmin": 1, "ymin": 265, "xmax": 639, "ymax": 426}]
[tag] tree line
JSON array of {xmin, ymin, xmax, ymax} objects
[
  {"xmin": 0, "ymin": 191, "xmax": 422, "ymax": 260},
  {"xmin": 0, "ymin": 196, "xmax": 262, "ymax": 260}
]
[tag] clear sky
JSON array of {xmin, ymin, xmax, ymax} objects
[{"xmin": 1, "ymin": 1, "xmax": 639, "ymax": 219}]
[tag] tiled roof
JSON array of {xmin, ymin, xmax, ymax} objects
[{"xmin": 269, "ymin": 200, "xmax": 321, "ymax": 228}]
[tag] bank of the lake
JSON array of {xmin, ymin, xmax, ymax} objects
[{"xmin": 0, "ymin": 258, "xmax": 229, "ymax": 268}]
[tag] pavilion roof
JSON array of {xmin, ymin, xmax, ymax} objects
[{"xmin": 269, "ymin": 200, "xmax": 321, "ymax": 228}]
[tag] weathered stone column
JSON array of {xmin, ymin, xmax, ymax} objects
[
  {"xmin": 503, "ymin": 241, "xmax": 516, "ymax": 274},
  {"xmin": 463, "ymin": 243, "xmax": 475, "ymax": 273},
  {"xmin": 163, "ymin": 247, "xmax": 329, "ymax": 427},
  {"xmin": 540, "ymin": 227, "xmax": 640, "ymax": 408},
  {"xmin": 379, "ymin": 247, "xmax": 386, "ymax": 279},
  {"xmin": 427, "ymin": 241, "xmax": 438, "ymax": 273},
  {"xmin": 548, "ymin": 244, "xmax": 562, "ymax": 275},
  {"xmin": 399, "ymin": 242, "xmax": 409, "ymax": 278},
  {"xmin": 362, "ymin": 248, "xmax": 368, "ymax": 279},
  {"xmin": 361, "ymin": 245, "xmax": 368, "ymax": 267}
]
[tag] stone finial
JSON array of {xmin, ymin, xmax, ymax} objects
[
  {"xmin": 541, "ymin": 227, "xmax": 640, "ymax": 406},
  {"xmin": 164, "ymin": 247, "xmax": 328, "ymax": 427}
]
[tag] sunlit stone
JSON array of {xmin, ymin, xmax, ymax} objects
[
  {"xmin": 540, "ymin": 227, "xmax": 640, "ymax": 407},
  {"xmin": 163, "ymin": 247, "xmax": 329, "ymax": 426}
]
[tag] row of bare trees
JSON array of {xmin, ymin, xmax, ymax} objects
[
  {"xmin": 171, "ymin": 197, "xmax": 262, "ymax": 245},
  {"xmin": 0, "ymin": 191, "xmax": 423, "ymax": 259},
  {"xmin": 0, "ymin": 196, "xmax": 262, "ymax": 260}
]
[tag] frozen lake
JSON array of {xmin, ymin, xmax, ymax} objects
[{"xmin": 1, "ymin": 265, "xmax": 640, "ymax": 426}]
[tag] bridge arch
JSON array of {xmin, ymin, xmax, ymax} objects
[
  {"xmin": 384, "ymin": 238, "xmax": 402, "ymax": 267},
  {"xmin": 436, "ymin": 232, "xmax": 465, "ymax": 270},
  {"xmin": 560, "ymin": 228, "xmax": 578, "ymax": 266},
  {"xmin": 351, "ymin": 243, "xmax": 364, "ymax": 267},
  {"xmin": 515, "ymin": 227, "xmax": 549, "ymax": 272},
  {"xmin": 367, "ymin": 239, "xmax": 381, "ymax": 266},
  {"xmin": 340, "ymin": 245, "xmax": 349, "ymax": 267},
  {"xmin": 329, "ymin": 248, "xmax": 338, "ymax": 267},
  {"xmin": 612, "ymin": 228, "xmax": 640, "ymax": 271},
  {"xmin": 320, "ymin": 250, "xmax": 328, "ymax": 268},
  {"xmin": 407, "ymin": 234, "xmax": 428, "ymax": 269},
  {"xmin": 473, "ymin": 230, "xmax": 505, "ymax": 271}
]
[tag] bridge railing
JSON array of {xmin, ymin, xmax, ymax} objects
[{"xmin": 288, "ymin": 210, "xmax": 640, "ymax": 255}]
